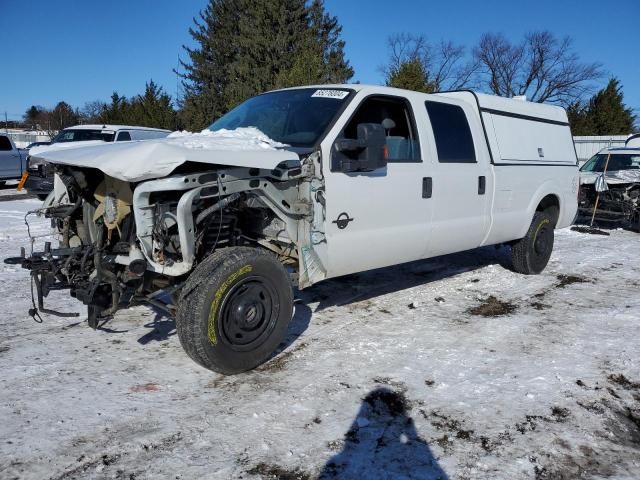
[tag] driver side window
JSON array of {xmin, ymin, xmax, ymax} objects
[{"xmin": 343, "ymin": 96, "xmax": 421, "ymax": 162}]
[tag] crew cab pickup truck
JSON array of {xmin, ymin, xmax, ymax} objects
[
  {"xmin": 6, "ymin": 85, "xmax": 578, "ymax": 374},
  {"xmin": 0, "ymin": 134, "xmax": 28, "ymax": 183}
]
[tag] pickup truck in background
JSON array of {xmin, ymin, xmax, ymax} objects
[
  {"xmin": 25, "ymin": 124, "xmax": 171, "ymax": 199},
  {"xmin": 7, "ymin": 85, "xmax": 579, "ymax": 374},
  {"xmin": 0, "ymin": 134, "xmax": 29, "ymax": 184}
]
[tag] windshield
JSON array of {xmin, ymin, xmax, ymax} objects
[
  {"xmin": 52, "ymin": 129, "xmax": 115, "ymax": 143},
  {"xmin": 209, "ymin": 88, "xmax": 353, "ymax": 147},
  {"xmin": 580, "ymin": 153, "xmax": 640, "ymax": 172}
]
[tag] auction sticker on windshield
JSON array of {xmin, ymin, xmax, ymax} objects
[{"xmin": 311, "ymin": 89, "xmax": 349, "ymax": 99}]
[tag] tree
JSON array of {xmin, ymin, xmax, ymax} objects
[
  {"xmin": 100, "ymin": 93, "xmax": 130, "ymax": 125},
  {"xmin": 129, "ymin": 80, "xmax": 177, "ymax": 129},
  {"xmin": 386, "ymin": 59, "xmax": 433, "ymax": 93},
  {"xmin": 568, "ymin": 78, "xmax": 636, "ymax": 135},
  {"xmin": 79, "ymin": 101, "xmax": 107, "ymax": 124},
  {"xmin": 382, "ymin": 33, "xmax": 477, "ymax": 92},
  {"xmin": 23, "ymin": 105, "xmax": 46, "ymax": 129},
  {"xmin": 99, "ymin": 81, "xmax": 178, "ymax": 130},
  {"xmin": 179, "ymin": 0, "xmax": 353, "ymax": 130},
  {"xmin": 474, "ymin": 31, "xmax": 602, "ymax": 106}
]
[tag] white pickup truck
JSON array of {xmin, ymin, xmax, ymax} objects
[
  {"xmin": 0, "ymin": 134, "xmax": 28, "ymax": 183},
  {"xmin": 7, "ymin": 85, "xmax": 578, "ymax": 374}
]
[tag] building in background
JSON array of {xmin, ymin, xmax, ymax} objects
[{"xmin": 2, "ymin": 129, "xmax": 52, "ymax": 148}]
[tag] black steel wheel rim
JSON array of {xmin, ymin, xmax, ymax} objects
[
  {"xmin": 534, "ymin": 224, "xmax": 551, "ymax": 256},
  {"xmin": 218, "ymin": 275, "xmax": 279, "ymax": 351}
]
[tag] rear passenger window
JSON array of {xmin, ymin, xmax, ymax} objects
[
  {"xmin": 425, "ymin": 101, "xmax": 476, "ymax": 163},
  {"xmin": 116, "ymin": 132, "xmax": 131, "ymax": 142},
  {"xmin": 343, "ymin": 96, "xmax": 420, "ymax": 162},
  {"xmin": 0, "ymin": 136, "xmax": 12, "ymax": 151}
]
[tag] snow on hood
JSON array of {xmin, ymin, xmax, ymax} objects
[
  {"xmin": 29, "ymin": 127, "xmax": 296, "ymax": 182},
  {"xmin": 580, "ymin": 169, "xmax": 640, "ymax": 185}
]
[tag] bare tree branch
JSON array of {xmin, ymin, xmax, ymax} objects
[
  {"xmin": 474, "ymin": 31, "xmax": 603, "ymax": 106},
  {"xmin": 381, "ymin": 34, "xmax": 478, "ymax": 92}
]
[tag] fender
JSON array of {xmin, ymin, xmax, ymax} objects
[{"xmin": 517, "ymin": 179, "xmax": 562, "ymax": 239}]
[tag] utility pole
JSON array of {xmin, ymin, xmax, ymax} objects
[{"xmin": 4, "ymin": 111, "xmax": 8, "ymax": 134}]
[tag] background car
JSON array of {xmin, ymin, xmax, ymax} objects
[
  {"xmin": 24, "ymin": 124, "xmax": 171, "ymax": 199},
  {"xmin": 578, "ymin": 147, "xmax": 640, "ymax": 228}
]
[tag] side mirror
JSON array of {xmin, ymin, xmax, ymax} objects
[{"xmin": 333, "ymin": 123, "xmax": 387, "ymax": 173}]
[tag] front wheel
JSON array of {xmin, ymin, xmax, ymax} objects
[
  {"xmin": 176, "ymin": 247, "xmax": 294, "ymax": 374},
  {"xmin": 510, "ymin": 210, "xmax": 555, "ymax": 274}
]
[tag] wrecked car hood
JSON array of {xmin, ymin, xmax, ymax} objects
[
  {"xmin": 580, "ymin": 169, "xmax": 640, "ymax": 186},
  {"xmin": 29, "ymin": 127, "xmax": 297, "ymax": 182},
  {"xmin": 29, "ymin": 140, "xmax": 109, "ymax": 156}
]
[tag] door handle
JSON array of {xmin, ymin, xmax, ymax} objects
[
  {"xmin": 422, "ymin": 177, "xmax": 432, "ymax": 199},
  {"xmin": 478, "ymin": 176, "xmax": 486, "ymax": 195}
]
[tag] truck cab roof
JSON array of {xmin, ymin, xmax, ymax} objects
[{"xmin": 278, "ymin": 84, "xmax": 569, "ymax": 124}]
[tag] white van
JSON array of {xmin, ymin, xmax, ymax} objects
[
  {"xmin": 48, "ymin": 124, "xmax": 171, "ymax": 143},
  {"xmin": 25, "ymin": 125, "xmax": 171, "ymax": 197}
]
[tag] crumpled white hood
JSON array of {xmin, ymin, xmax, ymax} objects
[
  {"xmin": 30, "ymin": 127, "xmax": 296, "ymax": 182},
  {"xmin": 580, "ymin": 169, "xmax": 640, "ymax": 185},
  {"xmin": 29, "ymin": 140, "xmax": 109, "ymax": 156}
]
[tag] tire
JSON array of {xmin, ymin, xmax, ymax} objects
[
  {"xmin": 176, "ymin": 247, "xmax": 294, "ymax": 374},
  {"xmin": 511, "ymin": 210, "xmax": 555, "ymax": 274}
]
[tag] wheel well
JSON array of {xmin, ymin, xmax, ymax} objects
[{"xmin": 536, "ymin": 194, "xmax": 560, "ymax": 224}]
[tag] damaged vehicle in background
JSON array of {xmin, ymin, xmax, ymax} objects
[
  {"xmin": 5, "ymin": 85, "xmax": 578, "ymax": 374},
  {"xmin": 578, "ymin": 147, "xmax": 640, "ymax": 230}
]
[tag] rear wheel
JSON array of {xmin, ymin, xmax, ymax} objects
[
  {"xmin": 176, "ymin": 247, "xmax": 293, "ymax": 374},
  {"xmin": 511, "ymin": 210, "xmax": 555, "ymax": 274}
]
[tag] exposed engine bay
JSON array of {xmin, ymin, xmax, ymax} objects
[
  {"xmin": 8, "ymin": 155, "xmax": 325, "ymax": 327},
  {"xmin": 578, "ymin": 181, "xmax": 640, "ymax": 230}
]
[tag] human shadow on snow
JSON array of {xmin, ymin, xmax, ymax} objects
[
  {"xmin": 319, "ymin": 387, "xmax": 448, "ymax": 479},
  {"xmin": 134, "ymin": 296, "xmax": 312, "ymax": 354},
  {"xmin": 301, "ymin": 244, "xmax": 511, "ymax": 312},
  {"xmin": 137, "ymin": 314, "xmax": 176, "ymax": 344}
]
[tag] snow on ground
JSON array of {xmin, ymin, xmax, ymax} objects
[
  {"xmin": 0, "ymin": 198, "xmax": 639, "ymax": 480},
  {"xmin": 0, "ymin": 182, "xmax": 33, "ymax": 202}
]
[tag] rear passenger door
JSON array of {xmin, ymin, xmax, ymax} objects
[
  {"xmin": 323, "ymin": 94, "xmax": 434, "ymax": 277},
  {"xmin": 423, "ymin": 99, "xmax": 492, "ymax": 256}
]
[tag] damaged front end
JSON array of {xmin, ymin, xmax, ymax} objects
[
  {"xmin": 7, "ymin": 168, "xmax": 160, "ymax": 327},
  {"xmin": 578, "ymin": 181, "xmax": 640, "ymax": 230},
  {"xmin": 6, "ymin": 155, "xmax": 325, "ymax": 328}
]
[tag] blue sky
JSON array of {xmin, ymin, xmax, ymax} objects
[{"xmin": 1, "ymin": 0, "xmax": 638, "ymax": 121}]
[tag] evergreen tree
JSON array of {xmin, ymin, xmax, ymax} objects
[
  {"xmin": 386, "ymin": 59, "xmax": 434, "ymax": 93},
  {"xmin": 179, "ymin": 0, "xmax": 353, "ymax": 130},
  {"xmin": 99, "ymin": 82, "xmax": 177, "ymax": 130},
  {"xmin": 568, "ymin": 79, "xmax": 636, "ymax": 135},
  {"xmin": 23, "ymin": 105, "xmax": 45, "ymax": 128},
  {"xmin": 130, "ymin": 80, "xmax": 177, "ymax": 129},
  {"xmin": 100, "ymin": 93, "xmax": 130, "ymax": 125},
  {"xmin": 51, "ymin": 102, "xmax": 79, "ymax": 131}
]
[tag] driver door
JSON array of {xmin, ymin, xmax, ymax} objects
[{"xmin": 321, "ymin": 94, "xmax": 433, "ymax": 278}]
